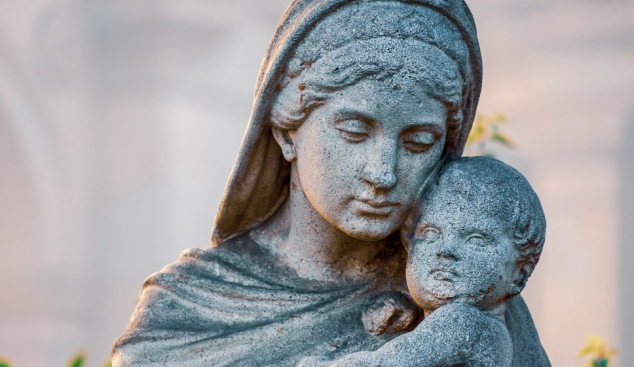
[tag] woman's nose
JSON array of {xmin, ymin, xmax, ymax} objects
[{"xmin": 362, "ymin": 139, "xmax": 398, "ymax": 190}]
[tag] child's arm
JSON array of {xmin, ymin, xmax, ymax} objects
[{"xmin": 296, "ymin": 303, "xmax": 512, "ymax": 367}]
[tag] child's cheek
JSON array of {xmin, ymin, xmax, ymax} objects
[{"xmin": 467, "ymin": 251, "xmax": 504, "ymax": 294}]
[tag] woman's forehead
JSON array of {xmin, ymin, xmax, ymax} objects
[{"xmin": 327, "ymin": 78, "xmax": 448, "ymax": 127}]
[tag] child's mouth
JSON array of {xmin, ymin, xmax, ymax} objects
[{"xmin": 430, "ymin": 268, "xmax": 459, "ymax": 281}]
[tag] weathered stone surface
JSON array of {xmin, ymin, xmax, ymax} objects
[
  {"xmin": 297, "ymin": 303, "xmax": 513, "ymax": 367},
  {"xmin": 405, "ymin": 157, "xmax": 546, "ymax": 318},
  {"xmin": 112, "ymin": 1, "xmax": 550, "ymax": 366},
  {"xmin": 296, "ymin": 157, "xmax": 548, "ymax": 366}
]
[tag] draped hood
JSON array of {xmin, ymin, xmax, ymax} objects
[
  {"xmin": 211, "ymin": 0, "xmax": 483, "ymax": 245},
  {"xmin": 113, "ymin": 2, "xmax": 551, "ymax": 367}
]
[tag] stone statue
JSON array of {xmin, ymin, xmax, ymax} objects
[
  {"xmin": 296, "ymin": 156, "xmax": 547, "ymax": 367},
  {"xmin": 111, "ymin": 1, "xmax": 551, "ymax": 366}
]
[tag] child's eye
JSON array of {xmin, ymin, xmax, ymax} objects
[
  {"xmin": 415, "ymin": 226, "xmax": 441, "ymax": 243},
  {"xmin": 466, "ymin": 233, "xmax": 490, "ymax": 247}
]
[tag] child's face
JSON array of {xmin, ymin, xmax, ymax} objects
[{"xmin": 406, "ymin": 189, "xmax": 520, "ymax": 312}]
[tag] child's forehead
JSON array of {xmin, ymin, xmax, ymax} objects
[
  {"xmin": 417, "ymin": 185, "xmax": 513, "ymax": 227},
  {"xmin": 422, "ymin": 184, "xmax": 485, "ymax": 211}
]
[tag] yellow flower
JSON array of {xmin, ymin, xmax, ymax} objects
[
  {"xmin": 578, "ymin": 335, "xmax": 617, "ymax": 367},
  {"xmin": 465, "ymin": 112, "xmax": 514, "ymax": 157}
]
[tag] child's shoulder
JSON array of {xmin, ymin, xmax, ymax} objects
[
  {"xmin": 424, "ymin": 303, "xmax": 489, "ymax": 325},
  {"xmin": 416, "ymin": 303, "xmax": 513, "ymax": 366},
  {"xmin": 419, "ymin": 303, "xmax": 509, "ymax": 345}
]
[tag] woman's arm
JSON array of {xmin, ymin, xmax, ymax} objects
[{"xmin": 296, "ymin": 303, "xmax": 512, "ymax": 367}]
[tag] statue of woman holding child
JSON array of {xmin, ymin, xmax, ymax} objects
[{"xmin": 112, "ymin": 0, "xmax": 551, "ymax": 365}]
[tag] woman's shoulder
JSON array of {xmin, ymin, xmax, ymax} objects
[
  {"xmin": 151, "ymin": 232, "xmax": 329, "ymax": 291},
  {"xmin": 505, "ymin": 295, "xmax": 552, "ymax": 367},
  {"xmin": 173, "ymin": 232, "xmax": 256, "ymax": 265},
  {"xmin": 144, "ymin": 232, "xmax": 280, "ymax": 287}
]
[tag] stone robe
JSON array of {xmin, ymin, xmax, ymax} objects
[
  {"xmin": 112, "ymin": 0, "xmax": 551, "ymax": 365},
  {"xmin": 112, "ymin": 233, "xmax": 549, "ymax": 366}
]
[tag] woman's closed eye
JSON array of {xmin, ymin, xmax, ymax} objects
[
  {"xmin": 335, "ymin": 119, "xmax": 369, "ymax": 143},
  {"xmin": 401, "ymin": 131, "xmax": 436, "ymax": 153}
]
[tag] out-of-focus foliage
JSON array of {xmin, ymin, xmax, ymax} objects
[
  {"xmin": 465, "ymin": 112, "xmax": 514, "ymax": 157},
  {"xmin": 67, "ymin": 352, "xmax": 87, "ymax": 367},
  {"xmin": 578, "ymin": 335, "xmax": 617, "ymax": 367},
  {"xmin": 0, "ymin": 352, "xmax": 111, "ymax": 367}
]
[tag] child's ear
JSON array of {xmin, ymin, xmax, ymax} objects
[
  {"xmin": 399, "ymin": 224, "xmax": 411, "ymax": 252},
  {"xmin": 400, "ymin": 197, "xmax": 426, "ymax": 253},
  {"xmin": 399, "ymin": 233, "xmax": 409, "ymax": 252},
  {"xmin": 271, "ymin": 126, "xmax": 297, "ymax": 162},
  {"xmin": 509, "ymin": 264, "xmax": 533, "ymax": 298}
]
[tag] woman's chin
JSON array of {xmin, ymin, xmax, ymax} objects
[{"xmin": 335, "ymin": 214, "xmax": 399, "ymax": 242}]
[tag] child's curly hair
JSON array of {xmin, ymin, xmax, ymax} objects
[{"xmin": 402, "ymin": 156, "xmax": 546, "ymax": 294}]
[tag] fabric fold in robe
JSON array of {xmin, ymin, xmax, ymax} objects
[
  {"xmin": 112, "ymin": 0, "xmax": 551, "ymax": 365},
  {"xmin": 112, "ymin": 234, "xmax": 407, "ymax": 366},
  {"xmin": 112, "ymin": 234, "xmax": 550, "ymax": 366}
]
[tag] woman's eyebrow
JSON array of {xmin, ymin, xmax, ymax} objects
[
  {"xmin": 334, "ymin": 108, "xmax": 373, "ymax": 119},
  {"xmin": 333, "ymin": 109, "xmax": 377, "ymax": 125},
  {"xmin": 333, "ymin": 108, "xmax": 446, "ymax": 134},
  {"xmin": 403, "ymin": 124, "xmax": 445, "ymax": 136}
]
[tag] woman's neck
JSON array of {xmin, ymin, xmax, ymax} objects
[{"xmin": 252, "ymin": 168, "xmax": 394, "ymax": 284}]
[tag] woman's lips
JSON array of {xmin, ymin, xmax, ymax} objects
[{"xmin": 354, "ymin": 198, "xmax": 398, "ymax": 216}]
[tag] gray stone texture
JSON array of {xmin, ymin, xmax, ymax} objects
[
  {"xmin": 2, "ymin": 0, "xmax": 633, "ymax": 366},
  {"xmin": 296, "ymin": 157, "xmax": 548, "ymax": 367},
  {"xmin": 297, "ymin": 303, "xmax": 513, "ymax": 367},
  {"xmin": 111, "ymin": 1, "xmax": 549, "ymax": 366}
]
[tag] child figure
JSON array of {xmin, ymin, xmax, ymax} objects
[{"xmin": 297, "ymin": 156, "xmax": 546, "ymax": 367}]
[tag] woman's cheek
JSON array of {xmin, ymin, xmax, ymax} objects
[
  {"xmin": 296, "ymin": 124, "xmax": 362, "ymax": 214},
  {"xmin": 325, "ymin": 129, "xmax": 367, "ymax": 181},
  {"xmin": 397, "ymin": 149, "xmax": 440, "ymax": 199}
]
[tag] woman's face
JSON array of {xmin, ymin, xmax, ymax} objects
[{"xmin": 290, "ymin": 77, "xmax": 447, "ymax": 241}]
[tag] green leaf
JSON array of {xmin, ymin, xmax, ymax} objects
[
  {"xmin": 466, "ymin": 126, "xmax": 485, "ymax": 148},
  {"xmin": 0, "ymin": 357, "xmax": 12, "ymax": 367},
  {"xmin": 100, "ymin": 360, "xmax": 113, "ymax": 367},
  {"xmin": 490, "ymin": 132, "xmax": 514, "ymax": 148},
  {"xmin": 490, "ymin": 113, "xmax": 508, "ymax": 124},
  {"xmin": 66, "ymin": 352, "xmax": 87, "ymax": 367}
]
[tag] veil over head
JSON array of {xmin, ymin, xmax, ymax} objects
[
  {"xmin": 113, "ymin": 3, "xmax": 552, "ymax": 366},
  {"xmin": 211, "ymin": 0, "xmax": 483, "ymax": 245}
]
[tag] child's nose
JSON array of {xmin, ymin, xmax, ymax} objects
[{"xmin": 436, "ymin": 239, "xmax": 459, "ymax": 260}]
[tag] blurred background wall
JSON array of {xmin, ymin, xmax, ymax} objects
[{"xmin": 0, "ymin": 0, "xmax": 633, "ymax": 366}]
